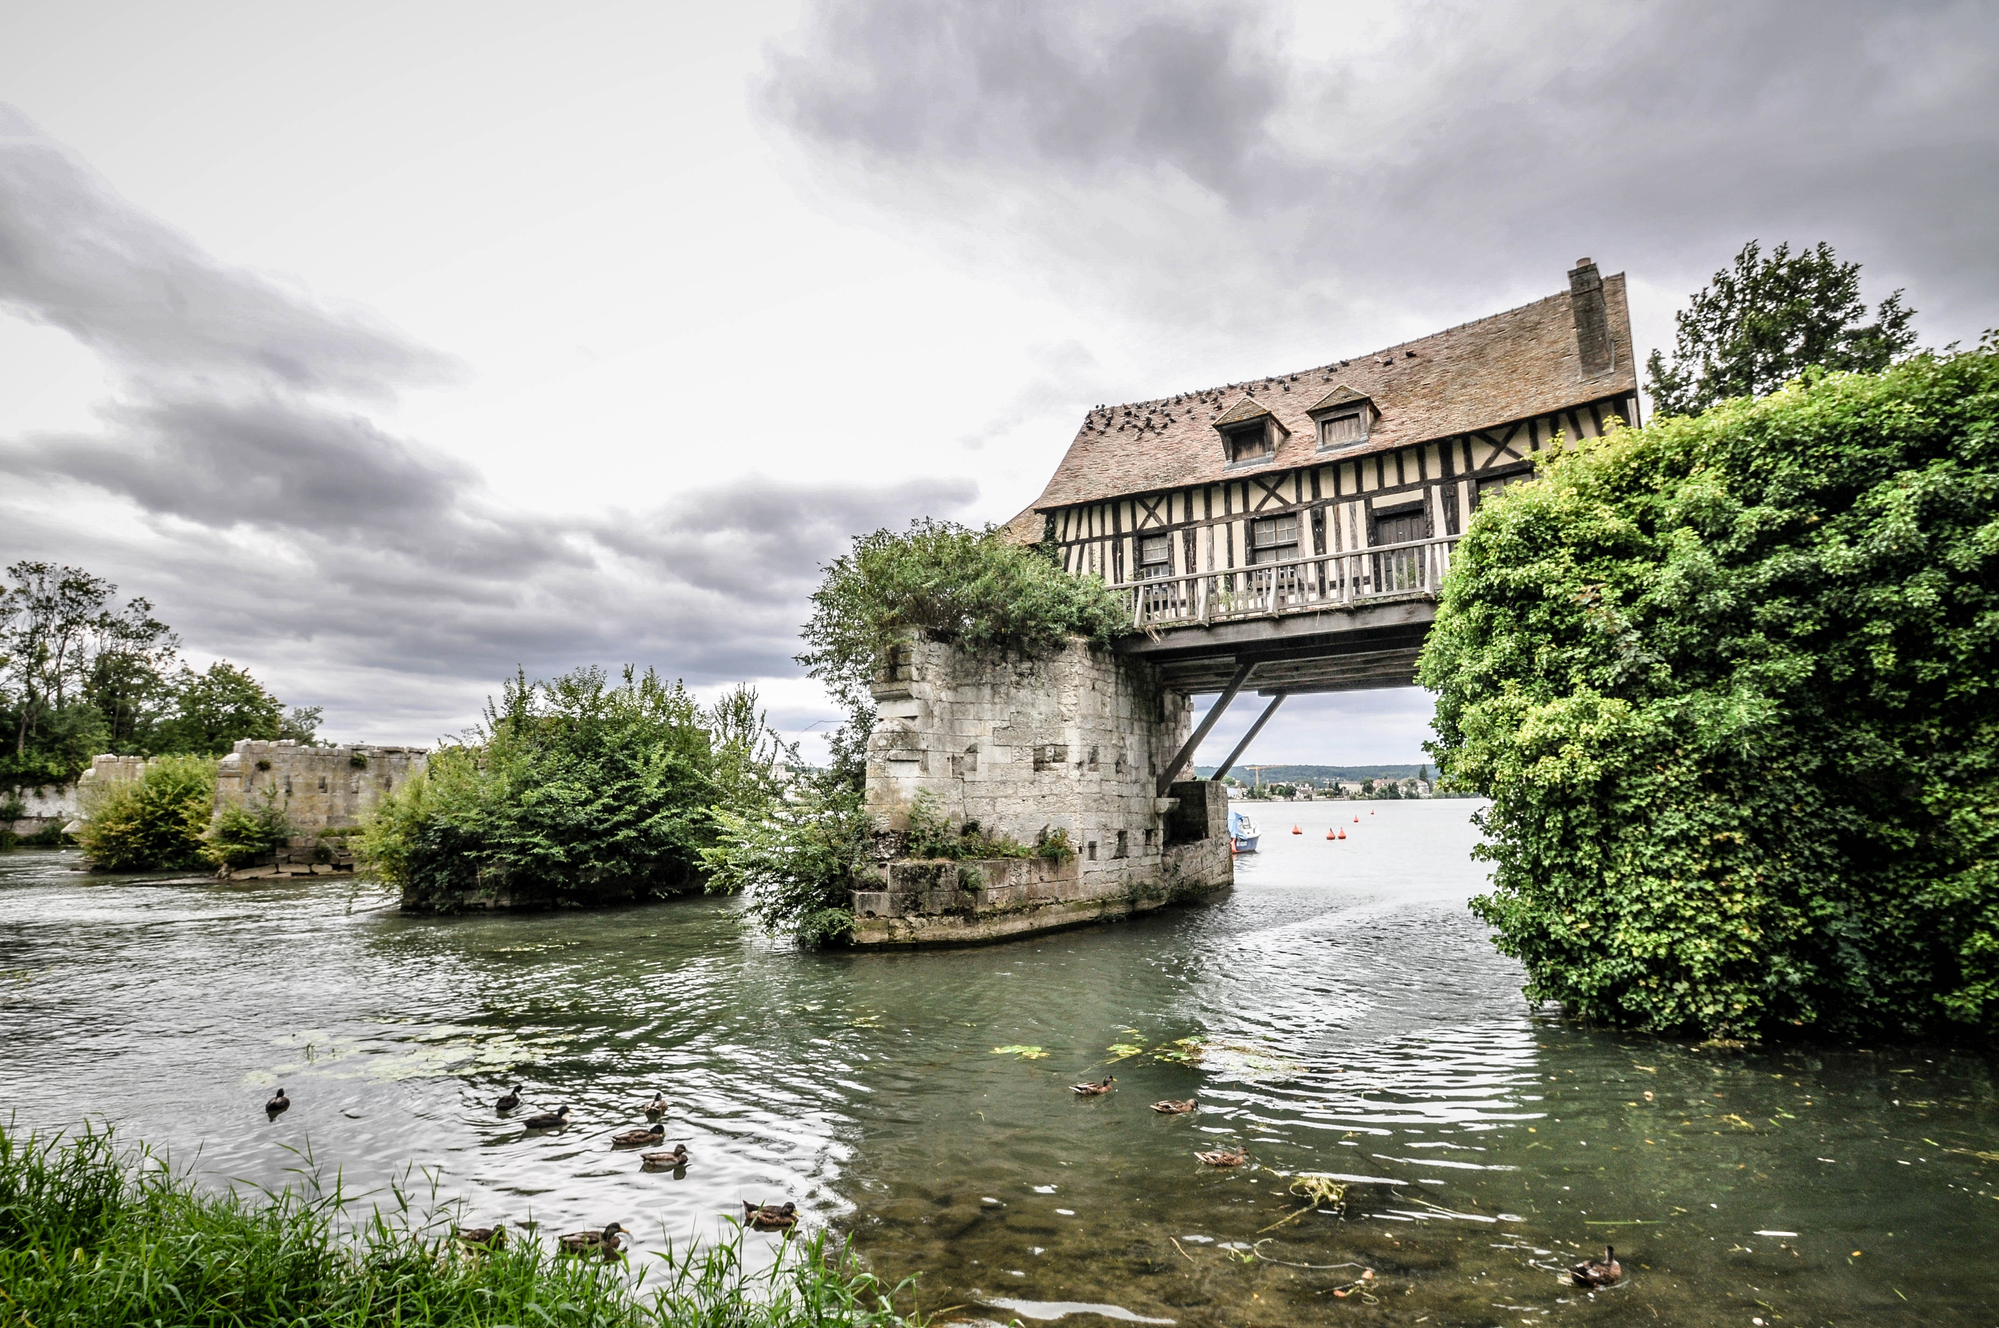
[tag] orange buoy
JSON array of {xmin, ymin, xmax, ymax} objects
[
  {"xmin": 1292, "ymin": 826, "xmax": 1302, "ymax": 835},
  {"xmin": 1325, "ymin": 829, "xmax": 1335, "ymax": 840},
  {"xmin": 1353, "ymin": 815, "xmax": 1359, "ymax": 822},
  {"xmin": 1338, "ymin": 829, "xmax": 1346, "ymax": 839}
]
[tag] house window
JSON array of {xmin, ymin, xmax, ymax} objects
[
  {"xmin": 1137, "ymin": 533, "xmax": 1172, "ymax": 578},
  {"xmin": 1320, "ymin": 411, "xmax": 1366, "ymax": 448},
  {"xmin": 1222, "ymin": 421, "xmax": 1272, "ymax": 464},
  {"xmin": 1114, "ymin": 829, "xmax": 1129, "ymax": 858},
  {"xmin": 1249, "ymin": 514, "xmax": 1299, "ymax": 565}
]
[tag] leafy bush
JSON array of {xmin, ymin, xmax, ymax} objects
[
  {"xmin": 903, "ymin": 790, "xmax": 1031, "ymax": 860},
  {"xmin": 364, "ymin": 668, "xmax": 785, "ymax": 911},
  {"xmin": 1421, "ymin": 345, "xmax": 1999, "ymax": 1041},
  {"xmin": 0, "ymin": 1122, "xmax": 924, "ymax": 1328},
  {"xmin": 799, "ymin": 519, "xmax": 1131, "ymax": 714},
  {"xmin": 72, "ymin": 755, "xmax": 215, "ymax": 872},
  {"xmin": 707, "ymin": 776, "xmax": 874, "ymax": 947},
  {"xmin": 201, "ymin": 791, "xmax": 294, "ymax": 869}
]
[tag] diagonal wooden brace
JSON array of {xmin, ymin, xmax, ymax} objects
[
  {"xmin": 1208, "ymin": 691, "xmax": 1287, "ymax": 784},
  {"xmin": 1156, "ymin": 660, "xmax": 1254, "ymax": 795}
]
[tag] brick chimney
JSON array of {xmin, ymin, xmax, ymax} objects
[{"xmin": 1568, "ymin": 257, "xmax": 1613, "ymax": 377}]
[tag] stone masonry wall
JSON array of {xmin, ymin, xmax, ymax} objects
[
  {"xmin": 857, "ymin": 635, "xmax": 1231, "ymax": 945},
  {"xmin": 215, "ymin": 739, "xmax": 427, "ymax": 838}
]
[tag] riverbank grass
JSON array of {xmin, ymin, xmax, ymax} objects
[{"xmin": 0, "ymin": 1124, "xmax": 924, "ymax": 1327}]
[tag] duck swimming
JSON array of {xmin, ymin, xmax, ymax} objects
[
  {"xmin": 495, "ymin": 1084, "xmax": 522, "ymax": 1112},
  {"xmin": 1150, "ymin": 1099, "xmax": 1197, "ymax": 1114},
  {"xmin": 742, "ymin": 1200, "xmax": 798, "ymax": 1231},
  {"xmin": 454, "ymin": 1222, "xmax": 507, "ymax": 1249},
  {"xmin": 644, "ymin": 1091, "xmax": 668, "ymax": 1121},
  {"xmin": 524, "ymin": 1105, "xmax": 571, "ymax": 1130},
  {"xmin": 611, "ymin": 1123, "xmax": 665, "ymax": 1147},
  {"xmin": 1570, "ymin": 1246, "xmax": 1621, "ymax": 1288},
  {"xmin": 1196, "ymin": 1147, "xmax": 1248, "ymax": 1167},
  {"xmin": 265, "ymin": 1087, "xmax": 290, "ymax": 1115},
  {"xmin": 1070, "ymin": 1076, "xmax": 1116, "ymax": 1096},
  {"xmin": 640, "ymin": 1144, "xmax": 690, "ymax": 1170},
  {"xmin": 559, "ymin": 1222, "xmax": 625, "ymax": 1256}
]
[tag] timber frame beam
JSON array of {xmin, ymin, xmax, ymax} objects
[{"xmin": 1156, "ymin": 661, "xmax": 1253, "ymax": 795}]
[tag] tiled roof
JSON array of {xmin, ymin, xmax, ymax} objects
[{"xmin": 1014, "ymin": 271, "xmax": 1635, "ymax": 517}]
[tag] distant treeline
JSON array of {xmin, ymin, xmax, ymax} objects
[{"xmin": 1193, "ymin": 763, "xmax": 1430, "ymax": 784}]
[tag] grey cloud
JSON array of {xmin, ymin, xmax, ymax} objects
[
  {"xmin": 0, "ymin": 103, "xmax": 455, "ymax": 394},
  {"xmin": 763, "ymin": 0, "xmax": 1999, "ymax": 347}
]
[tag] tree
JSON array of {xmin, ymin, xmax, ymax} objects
[
  {"xmin": 1422, "ymin": 342, "xmax": 1999, "ymax": 1040},
  {"xmin": 1645, "ymin": 240, "xmax": 1917, "ymax": 418},
  {"xmin": 151, "ymin": 663, "xmax": 287, "ymax": 756}
]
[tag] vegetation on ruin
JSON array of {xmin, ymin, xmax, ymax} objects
[
  {"xmin": 1422, "ymin": 340, "xmax": 1999, "ymax": 1040},
  {"xmin": 1644, "ymin": 239, "xmax": 1917, "ymax": 419},
  {"xmin": 797, "ymin": 519, "xmax": 1130, "ymax": 717},
  {"xmin": 0, "ymin": 1122, "xmax": 926, "ymax": 1328},
  {"xmin": 201, "ymin": 789, "xmax": 298, "ymax": 870},
  {"xmin": 70, "ymin": 754, "xmax": 217, "ymax": 872},
  {"xmin": 0, "ymin": 560, "xmax": 318, "ymax": 789},
  {"xmin": 362, "ymin": 667, "xmax": 787, "ymax": 910}
]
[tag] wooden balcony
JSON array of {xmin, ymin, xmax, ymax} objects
[{"xmin": 1111, "ymin": 534, "xmax": 1459, "ymax": 630}]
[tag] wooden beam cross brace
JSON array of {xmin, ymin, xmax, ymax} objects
[
  {"xmin": 1156, "ymin": 661, "xmax": 1254, "ymax": 796},
  {"xmin": 1208, "ymin": 692, "xmax": 1287, "ymax": 784}
]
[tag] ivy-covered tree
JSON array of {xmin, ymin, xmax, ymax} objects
[
  {"xmin": 1645, "ymin": 240, "xmax": 1917, "ymax": 418},
  {"xmin": 1423, "ymin": 342, "xmax": 1999, "ymax": 1041}
]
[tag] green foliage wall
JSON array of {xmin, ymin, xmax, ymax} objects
[
  {"xmin": 364, "ymin": 668, "xmax": 784, "ymax": 911},
  {"xmin": 1421, "ymin": 346, "xmax": 1999, "ymax": 1041}
]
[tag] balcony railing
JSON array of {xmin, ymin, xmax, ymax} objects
[{"xmin": 1111, "ymin": 534, "xmax": 1460, "ymax": 630}]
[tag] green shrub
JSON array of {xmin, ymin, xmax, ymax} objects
[
  {"xmin": 72, "ymin": 755, "xmax": 214, "ymax": 871},
  {"xmin": 799, "ymin": 519, "xmax": 1130, "ymax": 715},
  {"xmin": 0, "ymin": 1122, "xmax": 925, "ymax": 1327},
  {"xmin": 363, "ymin": 669, "xmax": 785, "ymax": 911},
  {"xmin": 202, "ymin": 791, "xmax": 294, "ymax": 869},
  {"xmin": 706, "ymin": 778, "xmax": 874, "ymax": 947},
  {"xmin": 1421, "ymin": 345, "xmax": 1999, "ymax": 1041},
  {"xmin": 903, "ymin": 791, "xmax": 1031, "ymax": 860}
]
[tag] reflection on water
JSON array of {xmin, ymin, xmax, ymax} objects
[{"xmin": 3, "ymin": 801, "xmax": 1996, "ymax": 1325}]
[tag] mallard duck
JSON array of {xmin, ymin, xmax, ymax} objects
[
  {"xmin": 1570, "ymin": 1246, "xmax": 1621, "ymax": 1288},
  {"xmin": 641, "ymin": 1144, "xmax": 690, "ymax": 1170},
  {"xmin": 611, "ymin": 1123, "xmax": 665, "ymax": 1147},
  {"xmin": 644, "ymin": 1091, "xmax": 668, "ymax": 1121},
  {"xmin": 558, "ymin": 1222, "xmax": 625, "ymax": 1256},
  {"xmin": 742, "ymin": 1200, "xmax": 798, "ymax": 1231},
  {"xmin": 1196, "ymin": 1147, "xmax": 1248, "ymax": 1167},
  {"xmin": 495, "ymin": 1084, "xmax": 523, "ymax": 1112},
  {"xmin": 266, "ymin": 1087, "xmax": 290, "ymax": 1115},
  {"xmin": 524, "ymin": 1105, "xmax": 571, "ymax": 1130},
  {"xmin": 453, "ymin": 1222, "xmax": 507, "ymax": 1249},
  {"xmin": 1150, "ymin": 1099, "xmax": 1198, "ymax": 1114},
  {"xmin": 1070, "ymin": 1076, "xmax": 1116, "ymax": 1096}
]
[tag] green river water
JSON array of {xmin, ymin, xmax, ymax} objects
[{"xmin": 2, "ymin": 799, "xmax": 1996, "ymax": 1326}]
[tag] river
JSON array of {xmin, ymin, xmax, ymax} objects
[{"xmin": 2, "ymin": 799, "xmax": 1995, "ymax": 1325}]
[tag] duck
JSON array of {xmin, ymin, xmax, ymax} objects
[
  {"xmin": 495, "ymin": 1084, "xmax": 523, "ymax": 1112},
  {"xmin": 643, "ymin": 1091, "xmax": 668, "ymax": 1121},
  {"xmin": 1070, "ymin": 1076, "xmax": 1116, "ymax": 1096},
  {"xmin": 266, "ymin": 1087, "xmax": 290, "ymax": 1115},
  {"xmin": 742, "ymin": 1200, "xmax": 798, "ymax": 1231},
  {"xmin": 524, "ymin": 1105, "xmax": 571, "ymax": 1130},
  {"xmin": 1570, "ymin": 1246, "xmax": 1621, "ymax": 1288},
  {"xmin": 1196, "ymin": 1147, "xmax": 1248, "ymax": 1167},
  {"xmin": 641, "ymin": 1144, "xmax": 690, "ymax": 1170},
  {"xmin": 1150, "ymin": 1099, "xmax": 1198, "ymax": 1114},
  {"xmin": 453, "ymin": 1222, "xmax": 507, "ymax": 1250},
  {"xmin": 611, "ymin": 1123, "xmax": 666, "ymax": 1147},
  {"xmin": 558, "ymin": 1222, "xmax": 626, "ymax": 1256}
]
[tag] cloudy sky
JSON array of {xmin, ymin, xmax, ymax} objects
[{"xmin": 2, "ymin": 0, "xmax": 1993, "ymax": 765}]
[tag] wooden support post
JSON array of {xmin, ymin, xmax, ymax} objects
[
  {"xmin": 1209, "ymin": 692, "xmax": 1286, "ymax": 784},
  {"xmin": 1156, "ymin": 661, "xmax": 1254, "ymax": 796}
]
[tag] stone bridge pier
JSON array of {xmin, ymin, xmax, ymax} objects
[{"xmin": 854, "ymin": 634, "xmax": 1231, "ymax": 946}]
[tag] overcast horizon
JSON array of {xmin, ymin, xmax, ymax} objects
[{"xmin": 3, "ymin": 0, "xmax": 1993, "ymax": 767}]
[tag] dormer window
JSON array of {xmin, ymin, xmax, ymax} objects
[
  {"xmin": 1212, "ymin": 396, "xmax": 1286, "ymax": 467},
  {"xmin": 1307, "ymin": 385, "xmax": 1376, "ymax": 453}
]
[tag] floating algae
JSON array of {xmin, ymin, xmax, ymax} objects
[
  {"xmin": 1258, "ymin": 1173, "xmax": 1349, "ymax": 1232},
  {"xmin": 992, "ymin": 1045, "xmax": 1049, "ymax": 1060}
]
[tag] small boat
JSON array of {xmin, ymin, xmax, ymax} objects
[{"xmin": 1228, "ymin": 808, "xmax": 1260, "ymax": 854}]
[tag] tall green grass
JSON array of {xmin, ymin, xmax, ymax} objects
[{"xmin": 0, "ymin": 1124, "xmax": 927, "ymax": 1327}]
